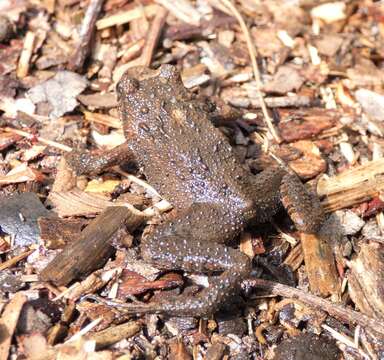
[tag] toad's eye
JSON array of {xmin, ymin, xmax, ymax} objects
[{"xmin": 116, "ymin": 77, "xmax": 139, "ymax": 100}]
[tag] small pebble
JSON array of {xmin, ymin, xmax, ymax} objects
[{"xmin": 274, "ymin": 333, "xmax": 340, "ymax": 360}]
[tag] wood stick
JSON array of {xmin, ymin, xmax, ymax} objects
[
  {"xmin": 2, "ymin": 127, "xmax": 72, "ymax": 152},
  {"xmin": 139, "ymin": 6, "xmax": 168, "ymax": 67},
  {"xmin": 68, "ymin": 0, "xmax": 105, "ymax": 72},
  {"xmin": 0, "ymin": 248, "xmax": 35, "ymax": 271},
  {"xmin": 40, "ymin": 206, "xmax": 144, "ymax": 286},
  {"xmin": 220, "ymin": 0, "xmax": 281, "ymax": 143},
  {"xmin": 242, "ymin": 278, "xmax": 384, "ymax": 337},
  {"xmin": 85, "ymin": 321, "xmax": 141, "ymax": 349},
  {"xmin": 83, "ymin": 111, "xmax": 122, "ymax": 129},
  {"xmin": 228, "ymin": 94, "xmax": 313, "ymax": 109}
]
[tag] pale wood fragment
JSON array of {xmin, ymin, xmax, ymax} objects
[
  {"xmin": 85, "ymin": 321, "xmax": 141, "ymax": 349},
  {"xmin": 318, "ymin": 158, "xmax": 384, "ymax": 212},
  {"xmin": 0, "ymin": 292, "xmax": 28, "ymax": 359},
  {"xmin": 96, "ymin": 4, "xmax": 159, "ymax": 30},
  {"xmin": 17, "ymin": 31, "xmax": 35, "ymax": 78},
  {"xmin": 155, "ymin": 0, "xmax": 201, "ymax": 26},
  {"xmin": 52, "ymin": 157, "xmax": 77, "ymax": 193},
  {"xmin": 83, "ymin": 111, "xmax": 122, "ymax": 129},
  {"xmin": 0, "ymin": 248, "xmax": 35, "ymax": 271}
]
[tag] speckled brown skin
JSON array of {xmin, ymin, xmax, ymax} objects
[
  {"xmin": 113, "ymin": 64, "xmax": 324, "ymax": 317},
  {"xmin": 65, "ymin": 143, "xmax": 134, "ymax": 176}
]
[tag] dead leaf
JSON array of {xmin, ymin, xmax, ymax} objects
[{"xmin": 27, "ymin": 71, "xmax": 88, "ymax": 119}]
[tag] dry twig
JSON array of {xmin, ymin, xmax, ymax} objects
[
  {"xmin": 243, "ymin": 278, "xmax": 384, "ymax": 337},
  {"xmin": 2, "ymin": 127, "xmax": 72, "ymax": 152},
  {"xmin": 220, "ymin": 0, "xmax": 281, "ymax": 143},
  {"xmin": 139, "ymin": 6, "xmax": 169, "ymax": 66},
  {"xmin": 68, "ymin": 0, "xmax": 105, "ymax": 72}
]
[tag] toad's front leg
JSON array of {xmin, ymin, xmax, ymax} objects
[
  {"xmin": 111, "ymin": 203, "xmax": 251, "ymax": 317},
  {"xmin": 65, "ymin": 142, "xmax": 135, "ymax": 175}
]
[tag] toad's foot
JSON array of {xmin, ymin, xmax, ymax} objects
[
  {"xmin": 250, "ymin": 167, "xmax": 324, "ymax": 233},
  {"xmin": 133, "ymin": 203, "xmax": 251, "ymax": 317}
]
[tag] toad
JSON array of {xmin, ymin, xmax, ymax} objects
[{"xmin": 69, "ymin": 65, "xmax": 324, "ymax": 316}]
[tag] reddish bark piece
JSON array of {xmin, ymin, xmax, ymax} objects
[
  {"xmin": 278, "ymin": 109, "xmax": 337, "ymax": 143},
  {"xmin": 288, "ymin": 140, "xmax": 327, "ymax": 179},
  {"xmin": 38, "ymin": 217, "xmax": 87, "ymax": 249},
  {"xmin": 362, "ymin": 197, "xmax": 384, "ymax": 218},
  {"xmin": 118, "ymin": 270, "xmax": 184, "ymax": 297}
]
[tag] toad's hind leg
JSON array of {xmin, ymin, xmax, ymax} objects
[
  {"xmin": 251, "ymin": 167, "xmax": 324, "ymax": 233},
  {"xmin": 123, "ymin": 203, "xmax": 251, "ymax": 317}
]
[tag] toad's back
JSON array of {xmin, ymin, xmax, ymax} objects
[{"xmin": 117, "ymin": 65, "xmax": 253, "ymax": 211}]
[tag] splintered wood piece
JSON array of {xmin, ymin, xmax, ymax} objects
[
  {"xmin": 40, "ymin": 206, "xmax": 144, "ymax": 286},
  {"xmin": 300, "ymin": 233, "xmax": 339, "ymax": 297},
  {"xmin": 348, "ymin": 243, "xmax": 384, "ymax": 319},
  {"xmin": 48, "ymin": 188, "xmax": 132, "ymax": 217},
  {"xmin": 0, "ymin": 292, "xmax": 27, "ymax": 359},
  {"xmin": 283, "ymin": 244, "xmax": 304, "ymax": 271},
  {"xmin": 85, "ymin": 321, "xmax": 141, "ymax": 350},
  {"xmin": 319, "ymin": 158, "xmax": 384, "ymax": 212}
]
